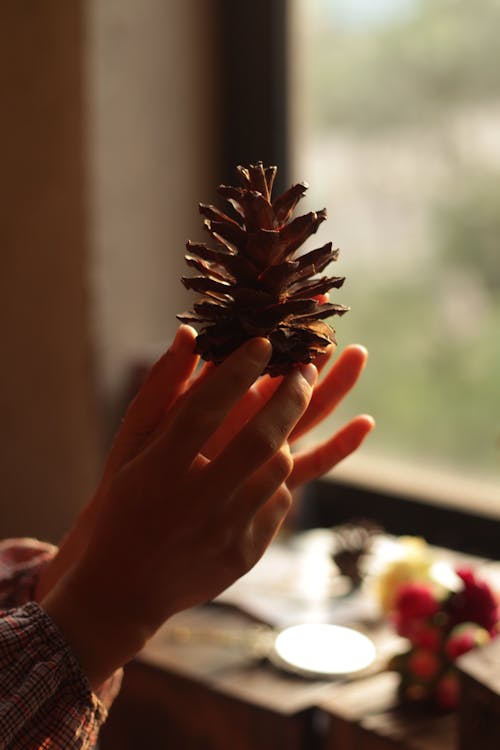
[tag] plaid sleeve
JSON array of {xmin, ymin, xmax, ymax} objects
[
  {"xmin": 0, "ymin": 539, "xmax": 123, "ymax": 746},
  {"xmin": 0, "ymin": 602, "xmax": 109, "ymax": 749}
]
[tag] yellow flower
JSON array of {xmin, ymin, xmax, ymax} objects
[{"xmin": 375, "ymin": 537, "xmax": 435, "ymax": 614}]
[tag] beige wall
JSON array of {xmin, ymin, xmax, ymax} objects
[
  {"xmin": 0, "ymin": 3, "xmax": 99, "ymax": 541},
  {"xmin": 87, "ymin": 0, "xmax": 217, "ymax": 407},
  {"xmin": 0, "ymin": 2, "xmax": 217, "ymax": 542}
]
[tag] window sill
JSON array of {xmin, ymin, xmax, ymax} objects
[
  {"xmin": 303, "ymin": 455, "xmax": 500, "ymax": 559},
  {"xmin": 331, "ymin": 454, "xmax": 500, "ymax": 521}
]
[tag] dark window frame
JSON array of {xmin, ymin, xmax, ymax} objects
[{"xmin": 216, "ymin": 0, "xmax": 289, "ymax": 192}]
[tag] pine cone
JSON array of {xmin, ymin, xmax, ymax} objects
[{"xmin": 177, "ymin": 162, "xmax": 348, "ymax": 376}]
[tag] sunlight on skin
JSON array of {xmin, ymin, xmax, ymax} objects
[
  {"xmin": 37, "ymin": 324, "xmax": 374, "ymax": 602},
  {"xmin": 202, "ymin": 343, "xmax": 371, "ymax": 459}
]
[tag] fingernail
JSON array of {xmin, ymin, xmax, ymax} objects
[
  {"xmin": 299, "ymin": 363, "xmax": 317, "ymax": 387},
  {"xmin": 244, "ymin": 337, "xmax": 272, "ymax": 363}
]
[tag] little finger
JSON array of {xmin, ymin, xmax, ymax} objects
[
  {"xmin": 289, "ymin": 414, "xmax": 375, "ymax": 488},
  {"xmin": 290, "ymin": 345, "xmax": 368, "ymax": 442}
]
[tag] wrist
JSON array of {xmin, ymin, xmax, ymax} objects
[{"xmin": 40, "ymin": 566, "xmax": 148, "ymax": 691}]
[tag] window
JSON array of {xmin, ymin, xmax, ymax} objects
[{"xmin": 290, "ymin": 0, "xmax": 500, "ymax": 511}]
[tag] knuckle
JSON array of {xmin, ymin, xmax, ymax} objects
[
  {"xmin": 249, "ymin": 428, "xmax": 280, "ymax": 461},
  {"xmin": 273, "ymin": 448, "xmax": 294, "ymax": 480},
  {"xmin": 275, "ymin": 485, "xmax": 293, "ymax": 513}
]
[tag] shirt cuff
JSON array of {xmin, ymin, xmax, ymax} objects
[{"xmin": 0, "ymin": 602, "xmax": 110, "ymax": 749}]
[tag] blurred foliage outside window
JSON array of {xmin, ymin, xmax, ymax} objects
[{"xmin": 292, "ymin": 0, "xmax": 500, "ymax": 490}]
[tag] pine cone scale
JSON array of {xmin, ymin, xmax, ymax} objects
[
  {"xmin": 272, "ymin": 182, "xmax": 308, "ymax": 224},
  {"xmin": 294, "ymin": 243, "xmax": 339, "ymax": 276},
  {"xmin": 288, "ymin": 276, "xmax": 347, "ymax": 300},
  {"xmin": 278, "ymin": 210, "xmax": 328, "ymax": 261}
]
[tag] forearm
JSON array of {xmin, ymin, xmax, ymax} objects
[{"xmin": 40, "ymin": 564, "xmax": 147, "ymax": 692}]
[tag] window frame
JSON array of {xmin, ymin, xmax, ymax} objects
[{"xmin": 215, "ymin": 0, "xmax": 290, "ymax": 192}]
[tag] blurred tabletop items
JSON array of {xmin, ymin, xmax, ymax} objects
[{"xmin": 100, "ymin": 524, "xmax": 500, "ymax": 750}]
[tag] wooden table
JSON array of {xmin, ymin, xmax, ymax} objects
[
  {"xmin": 100, "ymin": 605, "xmax": 333, "ymax": 750},
  {"xmin": 320, "ymin": 671, "xmax": 456, "ymax": 750},
  {"xmin": 99, "ymin": 537, "xmax": 499, "ymax": 750},
  {"xmin": 99, "ymin": 607, "xmax": 457, "ymax": 750}
]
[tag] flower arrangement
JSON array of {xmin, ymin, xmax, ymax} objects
[
  {"xmin": 387, "ymin": 566, "xmax": 499, "ymax": 710},
  {"xmin": 374, "ymin": 536, "xmax": 435, "ymax": 614}
]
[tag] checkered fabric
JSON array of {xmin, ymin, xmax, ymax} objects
[{"xmin": 0, "ymin": 539, "xmax": 122, "ymax": 749}]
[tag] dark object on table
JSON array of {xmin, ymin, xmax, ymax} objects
[{"xmin": 330, "ymin": 518, "xmax": 382, "ymax": 589}]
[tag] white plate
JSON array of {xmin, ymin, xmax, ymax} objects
[{"xmin": 270, "ymin": 623, "xmax": 377, "ymax": 679}]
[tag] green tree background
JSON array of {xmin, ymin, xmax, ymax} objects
[
  {"xmin": 303, "ymin": 0, "xmax": 500, "ymax": 478},
  {"xmin": 310, "ymin": 0, "xmax": 500, "ymax": 132}
]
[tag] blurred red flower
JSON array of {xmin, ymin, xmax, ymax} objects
[
  {"xmin": 445, "ymin": 568, "xmax": 499, "ymax": 635},
  {"xmin": 393, "ymin": 582, "xmax": 440, "ymax": 637},
  {"xmin": 387, "ymin": 564, "xmax": 499, "ymax": 712}
]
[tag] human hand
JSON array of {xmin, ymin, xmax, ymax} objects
[
  {"xmin": 200, "ymin": 342, "xmax": 374, "ymax": 487},
  {"xmin": 36, "ymin": 325, "xmax": 201, "ymax": 600},
  {"xmin": 37, "ymin": 330, "xmax": 374, "ymax": 602},
  {"xmin": 41, "ymin": 337, "xmax": 317, "ymax": 688}
]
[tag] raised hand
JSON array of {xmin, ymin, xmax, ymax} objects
[
  {"xmin": 40, "ymin": 338, "xmax": 318, "ymax": 688},
  {"xmin": 200, "ymin": 342, "xmax": 374, "ymax": 487},
  {"xmin": 37, "ymin": 328, "xmax": 374, "ymax": 604}
]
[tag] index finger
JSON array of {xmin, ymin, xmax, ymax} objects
[
  {"xmin": 149, "ymin": 338, "xmax": 272, "ymax": 466},
  {"xmin": 203, "ymin": 343, "xmax": 338, "ymax": 459}
]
